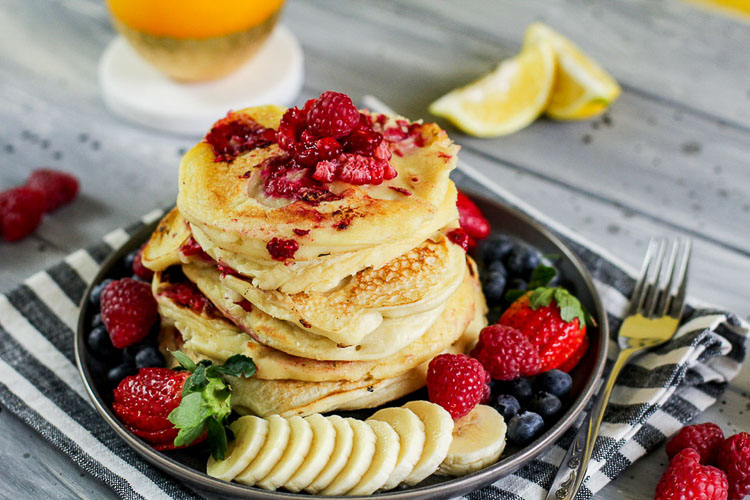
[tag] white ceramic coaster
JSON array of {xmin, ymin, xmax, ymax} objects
[{"xmin": 99, "ymin": 25, "xmax": 304, "ymax": 136}]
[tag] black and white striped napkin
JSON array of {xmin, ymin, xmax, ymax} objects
[{"xmin": 0, "ymin": 174, "xmax": 746, "ymax": 500}]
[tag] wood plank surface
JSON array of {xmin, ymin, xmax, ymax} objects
[{"xmin": 0, "ymin": 0, "xmax": 748, "ymax": 499}]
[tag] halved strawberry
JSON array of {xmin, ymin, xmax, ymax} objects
[{"xmin": 112, "ymin": 403, "xmax": 174, "ymax": 432}]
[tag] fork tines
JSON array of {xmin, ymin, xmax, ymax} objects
[{"xmin": 628, "ymin": 238, "xmax": 692, "ymax": 319}]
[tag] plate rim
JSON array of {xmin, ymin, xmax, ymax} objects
[{"xmin": 74, "ymin": 194, "xmax": 609, "ymax": 499}]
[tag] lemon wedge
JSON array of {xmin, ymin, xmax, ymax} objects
[
  {"xmin": 429, "ymin": 40, "xmax": 555, "ymax": 137},
  {"xmin": 524, "ymin": 22, "xmax": 621, "ymax": 120}
]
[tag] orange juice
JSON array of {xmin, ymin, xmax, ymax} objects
[{"xmin": 106, "ymin": 0, "xmax": 285, "ymax": 82}]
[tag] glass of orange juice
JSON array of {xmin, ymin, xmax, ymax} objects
[{"xmin": 105, "ymin": 0, "xmax": 285, "ymax": 82}]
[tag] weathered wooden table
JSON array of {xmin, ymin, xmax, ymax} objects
[{"xmin": 1, "ymin": 0, "xmax": 748, "ymax": 498}]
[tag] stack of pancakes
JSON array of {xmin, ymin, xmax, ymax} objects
[{"xmin": 142, "ymin": 105, "xmax": 486, "ymax": 418}]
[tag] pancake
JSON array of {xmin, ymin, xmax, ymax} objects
[
  {"xmin": 190, "ymin": 184, "xmax": 459, "ymax": 293},
  {"xmin": 153, "ymin": 262, "xmax": 479, "ymax": 382},
  {"xmin": 177, "ymin": 105, "xmax": 459, "ymax": 262},
  {"xmin": 143, "ymin": 187, "xmax": 458, "ymax": 294},
  {"xmin": 182, "ymin": 262, "xmax": 457, "ymax": 361},
  {"xmin": 220, "ymin": 229, "xmax": 465, "ymax": 344}
]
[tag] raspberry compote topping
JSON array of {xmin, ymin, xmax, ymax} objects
[
  {"xmin": 447, "ymin": 228, "xmax": 470, "ymax": 252},
  {"xmin": 259, "ymin": 91, "xmax": 399, "ymax": 201},
  {"xmin": 161, "ymin": 282, "xmax": 212, "ymax": 314},
  {"xmin": 204, "ymin": 112, "xmax": 276, "ymax": 163},
  {"xmin": 179, "ymin": 237, "xmax": 213, "ymax": 262},
  {"xmin": 266, "ymin": 237, "xmax": 299, "ymax": 261}
]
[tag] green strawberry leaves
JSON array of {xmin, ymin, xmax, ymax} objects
[
  {"xmin": 504, "ymin": 264, "xmax": 558, "ymax": 303},
  {"xmin": 528, "ymin": 264, "xmax": 557, "ymax": 290},
  {"xmin": 168, "ymin": 352, "xmax": 256, "ymax": 460},
  {"xmin": 529, "ymin": 286, "xmax": 591, "ymax": 327}
]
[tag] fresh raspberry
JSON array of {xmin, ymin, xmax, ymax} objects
[
  {"xmin": 336, "ymin": 154, "xmax": 396, "ymax": 185},
  {"xmin": 132, "ymin": 245, "xmax": 154, "ymax": 281},
  {"xmin": 25, "ymin": 169, "xmax": 79, "ymax": 213},
  {"xmin": 666, "ymin": 423, "xmax": 725, "ymax": 465},
  {"xmin": 655, "ymin": 448, "xmax": 728, "ymax": 500},
  {"xmin": 470, "ymin": 324, "xmax": 542, "ymax": 380},
  {"xmin": 100, "ymin": 278, "xmax": 158, "ymax": 348},
  {"xmin": 447, "ymin": 228, "xmax": 471, "ymax": 252},
  {"xmin": 456, "ymin": 190, "xmax": 491, "ymax": 240},
  {"xmin": 266, "ymin": 237, "xmax": 298, "ymax": 261},
  {"xmin": 305, "ymin": 91, "xmax": 360, "ymax": 139},
  {"xmin": 0, "ymin": 187, "xmax": 45, "ymax": 242},
  {"xmin": 716, "ymin": 432, "xmax": 750, "ymax": 499},
  {"xmin": 204, "ymin": 112, "xmax": 275, "ymax": 163},
  {"xmin": 426, "ymin": 353, "xmax": 489, "ymax": 419},
  {"xmin": 313, "ymin": 160, "xmax": 338, "ymax": 183}
]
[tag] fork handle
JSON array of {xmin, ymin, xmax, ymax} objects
[{"xmin": 545, "ymin": 349, "xmax": 635, "ymax": 500}]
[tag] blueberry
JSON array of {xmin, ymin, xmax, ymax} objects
[
  {"xmin": 534, "ymin": 369, "xmax": 572, "ymax": 397},
  {"xmin": 122, "ymin": 344, "xmax": 141, "ymax": 365},
  {"xmin": 482, "ymin": 271, "xmax": 507, "ymax": 307},
  {"xmin": 493, "ymin": 394, "xmax": 520, "ymax": 422},
  {"xmin": 479, "ymin": 234, "xmax": 515, "ymax": 265},
  {"xmin": 498, "ymin": 377, "xmax": 533, "ymax": 402},
  {"xmin": 505, "ymin": 244, "xmax": 542, "ymax": 278},
  {"xmin": 106, "ymin": 363, "xmax": 136, "ymax": 386},
  {"xmin": 124, "ymin": 249, "xmax": 138, "ymax": 272},
  {"xmin": 135, "ymin": 346, "xmax": 165, "ymax": 369},
  {"xmin": 91, "ymin": 313, "xmax": 103, "ymax": 329},
  {"xmin": 528, "ymin": 391, "xmax": 563, "ymax": 419},
  {"xmin": 89, "ymin": 279, "xmax": 113, "ymax": 306},
  {"xmin": 87, "ymin": 326, "xmax": 119, "ymax": 359},
  {"xmin": 507, "ymin": 278, "xmax": 528, "ymax": 293},
  {"xmin": 507, "ymin": 411, "xmax": 545, "ymax": 445},
  {"xmin": 487, "ymin": 259, "xmax": 508, "ymax": 276}
]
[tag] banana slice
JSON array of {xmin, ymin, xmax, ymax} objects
[
  {"xmin": 368, "ymin": 407, "xmax": 425, "ymax": 490},
  {"xmin": 257, "ymin": 415, "xmax": 313, "ymax": 490},
  {"xmin": 320, "ymin": 418, "xmax": 376, "ymax": 496},
  {"xmin": 402, "ymin": 400, "xmax": 454, "ymax": 486},
  {"xmin": 438, "ymin": 405, "xmax": 506, "ymax": 476},
  {"xmin": 235, "ymin": 414, "xmax": 290, "ymax": 486},
  {"xmin": 306, "ymin": 415, "xmax": 354, "ymax": 494},
  {"xmin": 347, "ymin": 420, "xmax": 400, "ymax": 495},
  {"xmin": 285, "ymin": 414, "xmax": 336, "ymax": 493},
  {"xmin": 206, "ymin": 416, "xmax": 268, "ymax": 481}
]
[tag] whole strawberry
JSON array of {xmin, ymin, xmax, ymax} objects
[
  {"xmin": 0, "ymin": 187, "xmax": 45, "ymax": 242},
  {"xmin": 655, "ymin": 448, "xmax": 728, "ymax": 500},
  {"xmin": 470, "ymin": 324, "xmax": 541, "ymax": 380},
  {"xmin": 456, "ymin": 190, "xmax": 490, "ymax": 241},
  {"xmin": 427, "ymin": 353, "xmax": 489, "ymax": 419},
  {"xmin": 499, "ymin": 286, "xmax": 589, "ymax": 373},
  {"xmin": 716, "ymin": 432, "xmax": 750, "ymax": 500},
  {"xmin": 666, "ymin": 423, "xmax": 725, "ymax": 465},
  {"xmin": 100, "ymin": 278, "xmax": 158, "ymax": 348},
  {"xmin": 25, "ymin": 168, "xmax": 79, "ymax": 212},
  {"xmin": 112, "ymin": 368, "xmax": 198, "ymax": 451}
]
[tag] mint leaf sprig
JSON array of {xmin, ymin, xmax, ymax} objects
[{"xmin": 168, "ymin": 352, "xmax": 256, "ymax": 460}]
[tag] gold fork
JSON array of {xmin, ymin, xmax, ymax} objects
[{"xmin": 545, "ymin": 238, "xmax": 692, "ymax": 500}]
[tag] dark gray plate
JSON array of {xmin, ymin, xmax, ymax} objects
[{"xmin": 75, "ymin": 192, "xmax": 609, "ymax": 499}]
